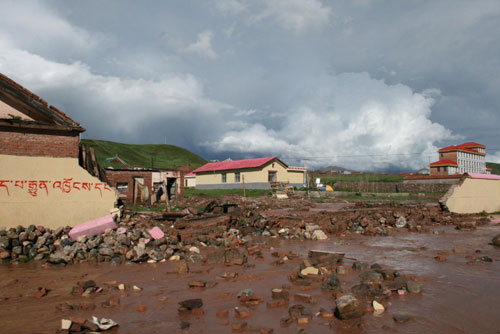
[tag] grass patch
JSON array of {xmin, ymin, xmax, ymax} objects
[
  {"xmin": 81, "ymin": 139, "xmax": 207, "ymax": 170},
  {"xmin": 318, "ymin": 173, "xmax": 405, "ymax": 184},
  {"xmin": 184, "ymin": 188, "xmax": 270, "ymax": 198},
  {"xmin": 486, "ymin": 162, "xmax": 500, "ymax": 175}
]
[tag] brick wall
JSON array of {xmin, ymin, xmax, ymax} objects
[
  {"xmin": 440, "ymin": 152, "xmax": 457, "ymax": 162},
  {"xmin": 0, "ymin": 130, "xmax": 79, "ymax": 158},
  {"xmin": 105, "ymin": 171, "xmax": 153, "ymax": 202}
]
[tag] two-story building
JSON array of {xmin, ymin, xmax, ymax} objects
[{"xmin": 429, "ymin": 142, "xmax": 489, "ymax": 176}]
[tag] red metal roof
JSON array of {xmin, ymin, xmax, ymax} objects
[
  {"xmin": 185, "ymin": 172, "xmax": 196, "ymax": 177},
  {"xmin": 438, "ymin": 142, "xmax": 485, "ymax": 154},
  {"xmin": 430, "ymin": 160, "xmax": 458, "ymax": 166},
  {"xmin": 193, "ymin": 157, "xmax": 286, "ymax": 173}
]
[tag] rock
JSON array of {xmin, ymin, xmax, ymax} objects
[
  {"xmin": 311, "ymin": 230, "xmax": 328, "ymax": 240},
  {"xmin": 189, "ymin": 246, "xmax": 200, "ymax": 254},
  {"xmin": 174, "ymin": 260, "xmax": 189, "ymax": 274},
  {"xmin": 98, "ymin": 247, "xmax": 114, "ymax": 257},
  {"xmin": 180, "ymin": 321, "xmax": 190, "ymax": 329},
  {"xmin": 352, "ymin": 262, "xmax": 370, "ymax": 271},
  {"xmin": 61, "ymin": 319, "xmax": 72, "ymax": 330},
  {"xmin": 300, "ymin": 266, "xmax": 319, "ymax": 276},
  {"xmin": 321, "ymin": 274, "xmax": 341, "ymax": 291},
  {"xmin": 435, "ymin": 255, "xmax": 447, "ymax": 262},
  {"xmin": 393, "ymin": 313, "xmax": 410, "ymax": 323},
  {"xmin": 372, "ymin": 300, "xmax": 384, "ymax": 314},
  {"xmin": 136, "ymin": 305, "xmax": 147, "ymax": 312},
  {"xmin": 406, "ymin": 281, "xmax": 422, "ymax": 294},
  {"xmin": 359, "ymin": 270, "xmax": 383, "ymax": 284},
  {"xmin": 179, "ymin": 298, "xmax": 203, "ymax": 310},
  {"xmin": 395, "ymin": 216, "xmax": 407, "ymax": 228},
  {"xmin": 334, "ymin": 294, "xmax": 365, "ymax": 320},
  {"xmin": 492, "ymin": 233, "xmax": 500, "ymax": 246}
]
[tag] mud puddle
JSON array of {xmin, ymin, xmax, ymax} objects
[{"xmin": 0, "ymin": 225, "xmax": 499, "ymax": 333}]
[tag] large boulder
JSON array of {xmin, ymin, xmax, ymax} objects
[{"xmin": 334, "ymin": 294, "xmax": 365, "ymax": 320}]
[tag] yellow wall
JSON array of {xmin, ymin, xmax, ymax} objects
[
  {"xmin": 287, "ymin": 170, "xmax": 306, "ymax": 185},
  {"xmin": 186, "ymin": 176, "xmax": 196, "ymax": 188},
  {"xmin": 0, "ymin": 154, "xmax": 117, "ymax": 229},
  {"xmin": 444, "ymin": 178, "xmax": 500, "ymax": 213},
  {"xmin": 196, "ymin": 160, "xmax": 297, "ymax": 185}
]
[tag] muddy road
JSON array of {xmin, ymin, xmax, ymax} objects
[{"xmin": 0, "ymin": 223, "xmax": 499, "ymax": 333}]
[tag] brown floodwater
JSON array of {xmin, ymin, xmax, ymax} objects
[{"xmin": 0, "ymin": 223, "xmax": 499, "ymax": 334}]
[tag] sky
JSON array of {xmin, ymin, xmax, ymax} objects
[{"xmin": 0, "ymin": 0, "xmax": 499, "ymax": 171}]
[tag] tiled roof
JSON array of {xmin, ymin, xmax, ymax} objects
[
  {"xmin": 185, "ymin": 172, "xmax": 196, "ymax": 177},
  {"xmin": 461, "ymin": 142, "xmax": 485, "ymax": 148},
  {"xmin": 438, "ymin": 142, "xmax": 485, "ymax": 154},
  {"xmin": 429, "ymin": 160, "xmax": 458, "ymax": 166},
  {"xmin": 0, "ymin": 73, "xmax": 82, "ymax": 128},
  {"xmin": 193, "ymin": 157, "xmax": 286, "ymax": 173}
]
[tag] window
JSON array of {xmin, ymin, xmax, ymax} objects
[
  {"xmin": 221, "ymin": 173, "xmax": 227, "ymax": 183},
  {"xmin": 437, "ymin": 167, "xmax": 441, "ymax": 172},
  {"xmin": 268, "ymin": 171, "xmax": 277, "ymax": 182},
  {"xmin": 443, "ymin": 166, "xmax": 447, "ymax": 172},
  {"xmin": 235, "ymin": 172, "xmax": 240, "ymax": 183},
  {"xmin": 440, "ymin": 153, "xmax": 443, "ymax": 158},
  {"xmin": 116, "ymin": 182, "xmax": 128, "ymax": 192}
]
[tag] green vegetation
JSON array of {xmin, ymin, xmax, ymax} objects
[
  {"xmin": 486, "ymin": 162, "xmax": 500, "ymax": 175},
  {"xmin": 318, "ymin": 173, "xmax": 405, "ymax": 184},
  {"xmin": 81, "ymin": 139, "xmax": 207, "ymax": 169},
  {"xmin": 184, "ymin": 188, "xmax": 270, "ymax": 198}
]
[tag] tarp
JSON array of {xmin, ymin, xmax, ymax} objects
[{"xmin": 320, "ymin": 185, "xmax": 334, "ymax": 192}]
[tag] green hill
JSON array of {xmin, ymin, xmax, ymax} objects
[
  {"xmin": 486, "ymin": 162, "xmax": 500, "ymax": 175},
  {"xmin": 81, "ymin": 139, "xmax": 207, "ymax": 170}
]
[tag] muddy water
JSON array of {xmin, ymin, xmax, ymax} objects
[{"xmin": 0, "ymin": 224, "xmax": 499, "ymax": 334}]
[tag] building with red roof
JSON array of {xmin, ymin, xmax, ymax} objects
[
  {"xmin": 429, "ymin": 142, "xmax": 489, "ymax": 176},
  {"xmin": 192, "ymin": 157, "xmax": 307, "ymax": 189},
  {"xmin": 0, "ymin": 73, "xmax": 117, "ymax": 229}
]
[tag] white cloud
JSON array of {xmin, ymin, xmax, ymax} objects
[
  {"xmin": 252, "ymin": 0, "xmax": 332, "ymax": 33},
  {"xmin": 211, "ymin": 73, "xmax": 456, "ymax": 171},
  {"xmin": 0, "ymin": 0, "xmax": 100, "ymax": 56},
  {"xmin": 488, "ymin": 152, "xmax": 500, "ymax": 164},
  {"xmin": 214, "ymin": 0, "xmax": 247, "ymax": 15},
  {"xmin": 0, "ymin": 38, "xmax": 229, "ymax": 140},
  {"xmin": 184, "ymin": 30, "xmax": 217, "ymax": 60}
]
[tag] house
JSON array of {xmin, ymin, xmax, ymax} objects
[
  {"xmin": 185, "ymin": 172, "xmax": 196, "ymax": 188},
  {"xmin": 105, "ymin": 168, "xmax": 183, "ymax": 203},
  {"xmin": 429, "ymin": 142, "xmax": 488, "ymax": 176},
  {"xmin": 0, "ymin": 73, "xmax": 117, "ymax": 229},
  {"xmin": 192, "ymin": 157, "xmax": 307, "ymax": 189}
]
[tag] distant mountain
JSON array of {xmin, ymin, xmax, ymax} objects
[
  {"xmin": 81, "ymin": 139, "xmax": 207, "ymax": 170},
  {"xmin": 486, "ymin": 162, "xmax": 500, "ymax": 175},
  {"xmin": 315, "ymin": 166, "xmax": 349, "ymax": 172}
]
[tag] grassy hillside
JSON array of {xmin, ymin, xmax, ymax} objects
[
  {"xmin": 81, "ymin": 139, "xmax": 207, "ymax": 170},
  {"xmin": 486, "ymin": 162, "xmax": 500, "ymax": 175}
]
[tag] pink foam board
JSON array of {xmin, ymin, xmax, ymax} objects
[
  {"xmin": 69, "ymin": 214, "xmax": 117, "ymax": 240},
  {"xmin": 466, "ymin": 173, "xmax": 500, "ymax": 180},
  {"xmin": 149, "ymin": 226, "xmax": 165, "ymax": 240},
  {"xmin": 491, "ymin": 218, "xmax": 500, "ymax": 223}
]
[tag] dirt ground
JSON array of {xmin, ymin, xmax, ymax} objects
[{"xmin": 0, "ymin": 215, "xmax": 499, "ymax": 334}]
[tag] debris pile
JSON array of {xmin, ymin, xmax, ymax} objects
[{"xmin": 0, "ymin": 198, "xmax": 484, "ymax": 265}]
